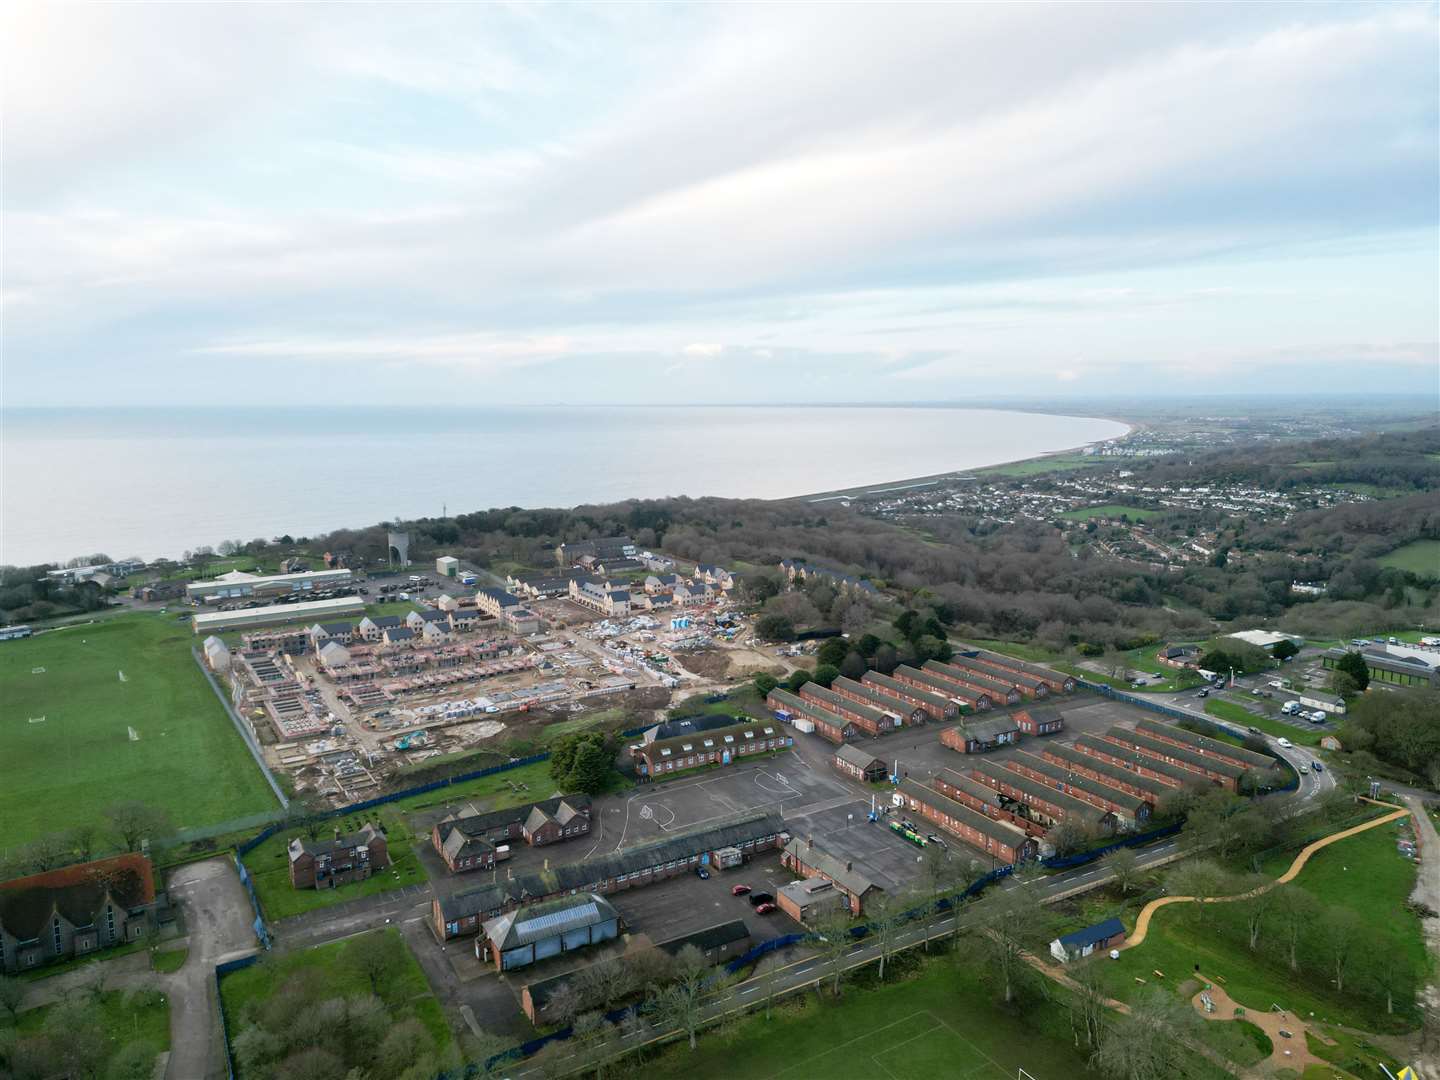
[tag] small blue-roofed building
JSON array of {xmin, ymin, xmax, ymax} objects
[
  {"xmin": 478, "ymin": 893, "xmax": 621, "ymax": 971},
  {"xmin": 1050, "ymin": 917, "xmax": 1127, "ymax": 963}
]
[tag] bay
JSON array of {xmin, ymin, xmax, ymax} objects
[{"xmin": 0, "ymin": 406, "xmax": 1126, "ymax": 565}]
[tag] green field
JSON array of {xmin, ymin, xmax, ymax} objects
[
  {"xmin": 1203, "ymin": 698, "xmax": 1322, "ymax": 746},
  {"xmin": 1060, "ymin": 504, "xmax": 1162, "ymax": 522},
  {"xmin": 0, "ymin": 615, "xmax": 278, "ymax": 851},
  {"xmin": 978, "ymin": 454, "xmax": 1098, "ymax": 477},
  {"xmin": 1377, "ymin": 540, "xmax": 1440, "ymax": 577},
  {"xmin": 647, "ymin": 958, "xmax": 1099, "ymax": 1080},
  {"xmin": 8, "ymin": 988, "xmax": 169, "ymax": 1074}
]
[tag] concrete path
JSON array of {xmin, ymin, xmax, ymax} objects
[
  {"xmin": 1403, "ymin": 796, "xmax": 1440, "ymax": 1079},
  {"xmin": 1124, "ymin": 800, "xmax": 1409, "ymax": 950}
]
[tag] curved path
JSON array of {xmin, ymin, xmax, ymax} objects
[{"xmin": 1124, "ymin": 799, "xmax": 1410, "ymax": 951}]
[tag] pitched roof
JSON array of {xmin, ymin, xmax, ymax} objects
[
  {"xmin": 482, "ymin": 893, "xmax": 619, "ymax": 951},
  {"xmin": 1106, "ymin": 727, "xmax": 1248, "ymax": 779},
  {"xmin": 366, "ymin": 615, "xmax": 403, "ymax": 629},
  {"xmin": 896, "ymin": 778, "xmax": 1030, "ymax": 848},
  {"xmin": 1134, "ymin": 718, "xmax": 1272, "ymax": 770},
  {"xmin": 1057, "ymin": 917, "xmax": 1126, "ymax": 951},
  {"xmin": 0, "ymin": 855, "xmax": 156, "ymax": 940},
  {"xmin": 782, "ymin": 837, "xmax": 878, "ymax": 897},
  {"xmin": 655, "ymin": 918, "xmax": 750, "ymax": 955},
  {"xmin": 288, "ymin": 823, "xmax": 381, "ymax": 861},
  {"xmin": 800, "ymin": 682, "xmax": 892, "ymax": 727},
  {"xmin": 644, "ymin": 713, "xmax": 740, "ymax": 742},
  {"xmin": 1008, "ymin": 752, "xmax": 1147, "ymax": 814},
  {"xmin": 835, "ymin": 743, "xmax": 885, "ymax": 772},
  {"xmin": 971, "ymin": 760, "xmax": 1110, "ymax": 825},
  {"xmin": 936, "ymin": 767, "xmax": 1005, "ymax": 808},
  {"xmin": 384, "ymin": 626, "xmax": 416, "ymax": 641},
  {"xmin": 436, "ymin": 795, "xmax": 592, "ymax": 843},
  {"xmin": 961, "ymin": 716, "xmax": 1019, "ymax": 742},
  {"xmin": 766, "ymin": 688, "xmax": 856, "ymax": 732}
]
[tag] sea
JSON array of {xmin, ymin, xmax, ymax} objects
[{"xmin": 0, "ymin": 406, "xmax": 1127, "ymax": 566}]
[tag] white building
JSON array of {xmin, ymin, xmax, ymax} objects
[
  {"xmin": 184, "ymin": 568, "xmax": 352, "ymax": 603},
  {"xmin": 202, "ymin": 635, "xmax": 231, "ymax": 671}
]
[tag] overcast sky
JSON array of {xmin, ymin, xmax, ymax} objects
[{"xmin": 3, "ymin": 2, "xmax": 1437, "ymax": 406}]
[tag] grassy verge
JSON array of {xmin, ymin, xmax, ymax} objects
[
  {"xmin": 151, "ymin": 947, "xmax": 189, "ymax": 974},
  {"xmin": 16, "ymin": 939, "xmax": 147, "ymax": 982},
  {"xmin": 1204, "ymin": 699, "xmax": 1322, "ymax": 746}
]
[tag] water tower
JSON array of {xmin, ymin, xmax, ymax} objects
[{"xmin": 387, "ymin": 529, "xmax": 411, "ymax": 568}]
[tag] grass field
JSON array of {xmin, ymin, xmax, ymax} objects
[
  {"xmin": 1060, "ymin": 504, "xmax": 1162, "ymax": 522},
  {"xmin": 220, "ymin": 928, "xmax": 452, "ymax": 1067},
  {"xmin": 1377, "ymin": 540, "xmax": 1440, "ymax": 577},
  {"xmin": 1203, "ymin": 698, "xmax": 1322, "ymax": 746},
  {"xmin": 9, "ymin": 988, "xmax": 170, "ymax": 1072},
  {"xmin": 978, "ymin": 454, "xmax": 1099, "ymax": 477},
  {"xmin": 0, "ymin": 614, "xmax": 278, "ymax": 851},
  {"xmin": 647, "ymin": 958, "xmax": 1101, "ymax": 1080}
]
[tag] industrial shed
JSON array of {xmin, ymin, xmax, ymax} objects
[{"xmin": 478, "ymin": 893, "xmax": 621, "ymax": 971}]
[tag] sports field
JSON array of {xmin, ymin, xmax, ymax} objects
[
  {"xmin": 1377, "ymin": 539, "xmax": 1440, "ymax": 576},
  {"xmin": 772, "ymin": 1010, "xmax": 1009, "ymax": 1080},
  {"xmin": 1060, "ymin": 503, "xmax": 1161, "ymax": 521},
  {"xmin": 0, "ymin": 614, "xmax": 279, "ymax": 852}
]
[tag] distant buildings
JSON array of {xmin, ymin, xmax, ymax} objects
[
  {"xmin": 568, "ymin": 578, "xmax": 631, "ymax": 617},
  {"xmin": 184, "ymin": 568, "xmax": 352, "ymax": 604},
  {"xmin": 556, "ymin": 536, "xmax": 635, "ymax": 567},
  {"xmin": 191, "ymin": 595, "xmax": 364, "ymax": 634}
]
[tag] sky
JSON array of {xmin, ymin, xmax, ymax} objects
[{"xmin": 3, "ymin": 2, "xmax": 1437, "ymax": 406}]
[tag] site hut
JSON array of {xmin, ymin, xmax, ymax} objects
[
  {"xmin": 287, "ymin": 823, "xmax": 389, "ymax": 891},
  {"xmin": 969, "ymin": 760, "xmax": 1118, "ymax": 834},
  {"xmin": 798, "ymin": 681, "xmax": 897, "ymax": 735},
  {"xmin": 190, "ymin": 595, "xmax": 365, "ymax": 635},
  {"xmin": 1133, "ymin": 718, "xmax": 1274, "ymax": 772},
  {"xmin": 942, "ymin": 654, "xmax": 1051, "ymax": 699},
  {"xmin": 765, "ymin": 688, "xmax": 859, "ymax": 744},
  {"xmin": 890, "ymin": 665, "xmax": 988, "ymax": 713},
  {"xmin": 939, "ymin": 715, "xmax": 1020, "ymax": 755},
  {"xmin": 1298, "ymin": 689, "xmax": 1347, "ymax": 716},
  {"xmin": 932, "ymin": 768, "xmax": 1040, "ymax": 837},
  {"xmin": 632, "ymin": 718, "xmax": 792, "ymax": 780},
  {"xmin": 861, "ymin": 670, "xmax": 958, "ymax": 720},
  {"xmin": 894, "ymin": 779, "xmax": 1037, "ymax": 864},
  {"xmin": 922, "ymin": 660, "xmax": 1023, "ymax": 707},
  {"xmin": 201, "ymin": 635, "xmax": 231, "ymax": 672},
  {"xmin": 478, "ymin": 893, "xmax": 621, "ymax": 972},
  {"xmin": 436, "ymin": 555, "xmax": 460, "ymax": 578},
  {"xmin": 1041, "ymin": 742, "xmax": 1172, "ymax": 805},
  {"xmin": 780, "ymin": 836, "xmax": 881, "ymax": 917},
  {"xmin": 431, "ymin": 796, "xmax": 593, "ymax": 873},
  {"xmin": 1049, "ymin": 917, "xmax": 1127, "ymax": 964},
  {"xmin": 0, "ymin": 854, "xmax": 168, "ymax": 974},
  {"xmin": 954, "ymin": 645, "xmax": 1078, "ymax": 694},
  {"xmin": 1073, "ymin": 733, "xmax": 1206, "ymax": 792},
  {"xmin": 1011, "ymin": 707, "xmax": 1064, "ymax": 737},
  {"xmin": 1323, "ymin": 645, "xmax": 1440, "ymax": 689},
  {"xmin": 829, "ymin": 675, "xmax": 928, "ymax": 726},
  {"xmin": 1100, "ymin": 728, "xmax": 1247, "ymax": 791},
  {"xmin": 184, "ymin": 567, "xmax": 353, "ymax": 604},
  {"xmin": 1002, "ymin": 752, "xmax": 1149, "ymax": 828},
  {"xmin": 833, "ymin": 743, "xmax": 889, "ymax": 783},
  {"xmin": 433, "ymin": 811, "xmax": 786, "ymax": 940}
]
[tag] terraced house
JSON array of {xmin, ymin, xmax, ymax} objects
[{"xmin": 288, "ymin": 823, "xmax": 390, "ymax": 890}]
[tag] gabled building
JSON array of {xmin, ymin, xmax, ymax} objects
[
  {"xmin": 1011, "ymin": 707, "xmax": 1064, "ymax": 736},
  {"xmin": 431, "ymin": 795, "xmax": 593, "ymax": 872},
  {"xmin": 829, "ymin": 675, "xmax": 927, "ymax": 726},
  {"xmin": 632, "ymin": 719, "xmax": 792, "ymax": 779},
  {"xmin": 0, "ymin": 855, "xmax": 163, "ymax": 974},
  {"xmin": 922, "ymin": 660, "xmax": 1022, "ymax": 707},
  {"xmin": 357, "ymin": 614, "xmax": 404, "ymax": 642},
  {"xmin": 1001, "ymin": 753, "xmax": 1148, "ymax": 828},
  {"xmin": 1050, "ymin": 917, "xmax": 1127, "ymax": 963},
  {"xmin": 891, "ymin": 665, "xmax": 991, "ymax": 712},
  {"xmin": 287, "ymin": 824, "xmax": 389, "ymax": 890},
  {"xmin": 833, "ymin": 743, "xmax": 888, "ymax": 783},
  {"xmin": 894, "ymin": 779, "xmax": 1036, "ymax": 864},
  {"xmin": 781, "ymin": 836, "xmax": 881, "ymax": 916},
  {"xmin": 479, "ymin": 893, "xmax": 621, "ymax": 972},
  {"xmin": 942, "ymin": 654, "xmax": 1050, "ymax": 699},
  {"xmin": 799, "ymin": 681, "xmax": 898, "ymax": 735},
  {"xmin": 766, "ymin": 687, "xmax": 859, "ymax": 744},
  {"xmin": 861, "ymin": 670, "xmax": 958, "ymax": 720},
  {"xmin": 940, "ymin": 715, "xmax": 1019, "ymax": 754}
]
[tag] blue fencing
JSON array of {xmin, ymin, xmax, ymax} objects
[
  {"xmin": 1040, "ymin": 820, "xmax": 1184, "ymax": 871},
  {"xmin": 215, "ymin": 954, "xmax": 260, "ymax": 1080},
  {"xmin": 232, "ymin": 853, "xmax": 271, "ymax": 950}
]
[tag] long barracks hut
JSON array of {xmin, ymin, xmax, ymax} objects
[
  {"xmin": 1101, "ymin": 728, "xmax": 1248, "ymax": 791},
  {"xmin": 1073, "ymin": 734, "xmax": 1208, "ymax": 791},
  {"xmin": 828, "ymin": 675, "xmax": 927, "ymax": 726},
  {"xmin": 1002, "ymin": 752, "xmax": 1150, "ymax": 828},
  {"xmin": 766, "ymin": 688, "xmax": 858, "ymax": 743},
  {"xmin": 433, "ymin": 811, "xmax": 786, "ymax": 940},
  {"xmin": 632, "ymin": 718, "xmax": 792, "ymax": 779},
  {"xmin": 891, "ymin": 665, "xmax": 990, "ymax": 712},
  {"xmin": 940, "ymin": 715, "xmax": 1020, "ymax": 754},
  {"xmin": 799, "ymin": 681, "xmax": 898, "ymax": 736},
  {"xmin": 861, "ymin": 670, "xmax": 958, "ymax": 720},
  {"xmin": 895, "ymin": 779, "xmax": 1037, "ymax": 864},
  {"xmin": 969, "ymin": 760, "xmax": 1117, "ymax": 834},
  {"xmin": 942, "ymin": 654, "xmax": 1051, "ymax": 698},
  {"xmin": 952, "ymin": 645, "xmax": 1077, "ymax": 693},
  {"xmin": 1132, "ymin": 718, "xmax": 1274, "ymax": 772},
  {"xmin": 1041, "ymin": 742, "xmax": 1175, "ymax": 804},
  {"xmin": 922, "ymin": 660, "xmax": 1023, "ymax": 707}
]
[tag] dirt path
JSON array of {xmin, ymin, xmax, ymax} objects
[
  {"xmin": 1124, "ymin": 801, "xmax": 1409, "ymax": 951},
  {"xmin": 1403, "ymin": 796, "xmax": 1440, "ymax": 1078},
  {"xmin": 1190, "ymin": 978, "xmax": 1328, "ymax": 1074}
]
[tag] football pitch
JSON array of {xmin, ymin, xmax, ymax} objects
[
  {"xmin": 0, "ymin": 615, "xmax": 279, "ymax": 853},
  {"xmin": 772, "ymin": 1010, "xmax": 1010, "ymax": 1080}
]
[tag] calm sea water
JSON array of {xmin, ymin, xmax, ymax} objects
[{"xmin": 0, "ymin": 406, "xmax": 1125, "ymax": 565}]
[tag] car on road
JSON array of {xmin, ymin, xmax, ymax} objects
[
  {"xmin": 1247, "ymin": 725, "xmax": 1260, "ymax": 735},
  {"xmin": 696, "ymin": 866, "xmax": 710, "ymax": 880},
  {"xmin": 747, "ymin": 892, "xmax": 774, "ymax": 907},
  {"xmin": 755, "ymin": 902, "xmax": 777, "ymax": 914},
  {"xmin": 1277, "ymin": 737, "xmax": 1292, "ymax": 749},
  {"xmin": 1196, "ymin": 689, "xmax": 1209, "ymax": 698},
  {"xmin": 1312, "ymin": 761, "xmax": 1324, "ymax": 773},
  {"xmin": 1298, "ymin": 763, "xmax": 1309, "ymax": 775},
  {"xmin": 731, "ymin": 884, "xmax": 752, "ymax": 897}
]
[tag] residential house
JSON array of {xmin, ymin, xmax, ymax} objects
[{"xmin": 287, "ymin": 824, "xmax": 389, "ymax": 890}]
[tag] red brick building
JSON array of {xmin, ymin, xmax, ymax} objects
[
  {"xmin": 287, "ymin": 823, "xmax": 389, "ymax": 890},
  {"xmin": 861, "ymin": 671, "xmax": 958, "ymax": 720},
  {"xmin": 895, "ymin": 779, "xmax": 1037, "ymax": 863},
  {"xmin": 829, "ymin": 676, "xmax": 927, "ymax": 726},
  {"xmin": 922, "ymin": 661, "xmax": 1022, "ymax": 707},
  {"xmin": 799, "ymin": 682, "xmax": 896, "ymax": 736},
  {"xmin": 942, "ymin": 654, "xmax": 1051, "ymax": 698},
  {"xmin": 1011, "ymin": 707, "xmax": 1064, "ymax": 736}
]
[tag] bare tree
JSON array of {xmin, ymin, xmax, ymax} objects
[
  {"xmin": 867, "ymin": 894, "xmax": 904, "ymax": 982},
  {"xmin": 543, "ymin": 983, "xmax": 583, "ymax": 1030},
  {"xmin": 0, "ymin": 974, "xmax": 24, "ymax": 1022},
  {"xmin": 969, "ymin": 878, "xmax": 1044, "ymax": 1004},
  {"xmin": 1090, "ymin": 989, "xmax": 1198, "ymax": 1080},
  {"xmin": 809, "ymin": 909, "xmax": 856, "ymax": 999},
  {"xmin": 1067, "ymin": 960, "xmax": 1110, "ymax": 1051},
  {"xmin": 1369, "ymin": 943, "xmax": 1415, "ymax": 1016},
  {"xmin": 1165, "ymin": 859, "xmax": 1228, "ymax": 925},
  {"xmin": 107, "ymin": 802, "xmax": 172, "ymax": 853},
  {"xmin": 1272, "ymin": 884, "xmax": 1317, "ymax": 972},
  {"xmin": 343, "ymin": 930, "xmax": 403, "ymax": 999},
  {"xmin": 67, "ymin": 823, "xmax": 101, "ymax": 863},
  {"xmin": 23, "ymin": 833, "xmax": 73, "ymax": 873},
  {"xmin": 623, "ymin": 947, "xmax": 674, "ymax": 995},
  {"xmin": 1101, "ymin": 847, "xmax": 1140, "ymax": 895},
  {"xmin": 1321, "ymin": 909, "xmax": 1364, "ymax": 995},
  {"xmin": 1238, "ymin": 875, "xmax": 1277, "ymax": 950}
]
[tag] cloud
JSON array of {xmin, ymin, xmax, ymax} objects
[{"xmin": 681, "ymin": 343, "xmax": 724, "ymax": 358}]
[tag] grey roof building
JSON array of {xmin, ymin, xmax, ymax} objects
[{"xmin": 479, "ymin": 893, "xmax": 621, "ymax": 971}]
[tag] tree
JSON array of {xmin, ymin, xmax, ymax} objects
[
  {"xmin": 866, "ymin": 894, "xmax": 904, "ymax": 982},
  {"xmin": 0, "ymin": 974, "xmax": 23, "ymax": 1022},
  {"xmin": 1334, "ymin": 650, "xmax": 1370, "ymax": 692},
  {"xmin": 969, "ymin": 879, "xmax": 1044, "ymax": 1004},
  {"xmin": 67, "ymin": 823, "xmax": 101, "ymax": 863},
  {"xmin": 812, "ymin": 663, "xmax": 839, "ymax": 689},
  {"xmin": 107, "ymin": 1041, "xmax": 160, "ymax": 1080},
  {"xmin": 784, "ymin": 669, "xmax": 811, "ymax": 692},
  {"xmin": 1047, "ymin": 820, "xmax": 1097, "ymax": 858},
  {"xmin": 1165, "ymin": 860, "xmax": 1228, "ymax": 925},
  {"xmin": 1271, "ymin": 639, "xmax": 1300, "ymax": 661},
  {"xmin": 376, "ymin": 1019, "xmax": 434, "ymax": 1077},
  {"xmin": 231, "ymin": 1025, "xmax": 283, "ymax": 1075},
  {"xmin": 1068, "ymin": 960, "xmax": 1110, "ymax": 1052},
  {"xmin": 107, "ymin": 802, "xmax": 172, "ymax": 852},
  {"xmin": 816, "ymin": 637, "xmax": 849, "ymax": 668},
  {"xmin": 649, "ymin": 949, "xmax": 718, "ymax": 1054},
  {"xmin": 21, "ymin": 832, "xmax": 72, "ymax": 873},
  {"xmin": 809, "ymin": 909, "xmax": 856, "ymax": 998},
  {"xmin": 839, "ymin": 650, "xmax": 868, "ymax": 680},
  {"xmin": 43, "ymin": 997, "xmax": 107, "ymax": 1080},
  {"xmin": 752, "ymin": 673, "xmax": 778, "ymax": 697},
  {"xmin": 1321, "ymin": 908, "xmax": 1364, "ymax": 995},
  {"xmin": 1330, "ymin": 671, "xmax": 1360, "ymax": 699},
  {"xmin": 1272, "ymin": 884, "xmax": 1318, "ymax": 971},
  {"xmin": 1090, "ymin": 989, "xmax": 1199, "ymax": 1080},
  {"xmin": 1100, "ymin": 847, "xmax": 1140, "ymax": 895},
  {"xmin": 1369, "ymin": 942, "xmax": 1416, "ymax": 1015},
  {"xmin": 542, "ymin": 982, "xmax": 583, "ymax": 1029},
  {"xmin": 754, "ymin": 614, "xmax": 795, "ymax": 642},
  {"xmin": 344, "ymin": 930, "xmax": 403, "ymax": 999}
]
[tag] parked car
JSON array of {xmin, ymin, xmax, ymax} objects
[
  {"xmin": 696, "ymin": 866, "xmax": 710, "ymax": 880},
  {"xmin": 755, "ymin": 902, "xmax": 777, "ymax": 915},
  {"xmin": 1309, "ymin": 710, "xmax": 1328, "ymax": 724},
  {"xmin": 731, "ymin": 884, "xmax": 752, "ymax": 897},
  {"xmin": 926, "ymin": 834, "xmax": 948, "ymax": 848},
  {"xmin": 748, "ymin": 892, "xmax": 774, "ymax": 907}
]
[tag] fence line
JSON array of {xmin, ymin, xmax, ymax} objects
[
  {"xmin": 215, "ymin": 954, "xmax": 259, "ymax": 1080},
  {"xmin": 192, "ymin": 648, "xmax": 290, "ymax": 810}
]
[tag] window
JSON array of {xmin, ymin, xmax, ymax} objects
[{"xmin": 52, "ymin": 917, "xmax": 63, "ymax": 955}]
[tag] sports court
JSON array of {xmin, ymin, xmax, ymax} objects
[{"xmin": 771, "ymin": 1009, "xmax": 1014, "ymax": 1080}]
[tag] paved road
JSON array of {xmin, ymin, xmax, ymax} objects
[{"xmin": 1404, "ymin": 796, "xmax": 1440, "ymax": 1079}]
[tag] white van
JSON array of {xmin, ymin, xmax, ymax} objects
[{"xmin": 1281, "ymin": 701, "xmax": 1301, "ymax": 715}]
